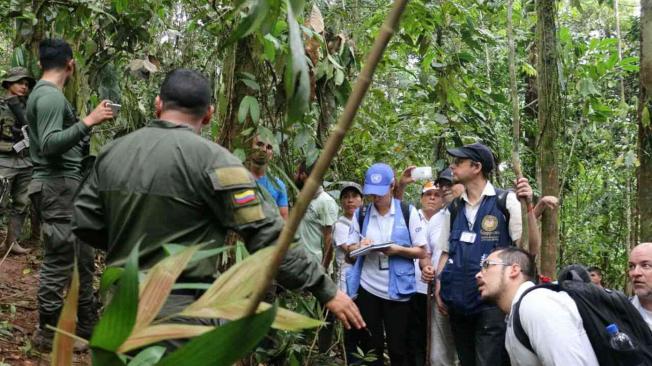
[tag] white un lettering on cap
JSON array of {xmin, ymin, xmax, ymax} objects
[{"xmin": 370, "ymin": 174, "xmax": 383, "ymax": 184}]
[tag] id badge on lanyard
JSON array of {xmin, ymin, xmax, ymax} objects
[
  {"xmin": 379, "ymin": 254, "xmax": 389, "ymax": 270},
  {"xmin": 460, "ymin": 231, "xmax": 477, "ymax": 244}
]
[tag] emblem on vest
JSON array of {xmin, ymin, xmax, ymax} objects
[{"xmin": 481, "ymin": 215, "xmax": 500, "ymax": 242}]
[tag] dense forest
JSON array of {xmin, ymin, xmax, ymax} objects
[{"xmin": 0, "ymin": 0, "xmax": 651, "ymax": 364}]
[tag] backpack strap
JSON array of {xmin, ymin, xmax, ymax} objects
[
  {"xmin": 357, "ymin": 203, "xmax": 370, "ymax": 235},
  {"xmin": 447, "ymin": 197, "xmax": 462, "ymax": 227},
  {"xmin": 512, "ymin": 283, "xmax": 560, "ymax": 354},
  {"xmin": 356, "ymin": 202, "xmax": 412, "ymax": 242},
  {"xmin": 495, "ymin": 188, "xmax": 511, "ymax": 223},
  {"xmin": 400, "ymin": 200, "xmax": 412, "ymax": 243}
]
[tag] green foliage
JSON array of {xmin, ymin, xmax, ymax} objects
[
  {"xmin": 156, "ymin": 306, "xmax": 277, "ymax": 366},
  {"xmin": 0, "ymin": 0, "xmax": 640, "ymax": 289},
  {"xmin": 91, "ymin": 244, "xmax": 140, "ymax": 352}
]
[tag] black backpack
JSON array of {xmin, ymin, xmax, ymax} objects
[
  {"xmin": 357, "ymin": 201, "xmax": 412, "ymax": 242},
  {"xmin": 448, "ymin": 188, "xmax": 511, "ymax": 226},
  {"xmin": 513, "ymin": 279, "xmax": 652, "ymax": 365}
]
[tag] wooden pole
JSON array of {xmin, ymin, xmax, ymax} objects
[
  {"xmin": 508, "ymin": 0, "xmax": 540, "ymax": 258},
  {"xmin": 245, "ymin": 0, "xmax": 411, "ymax": 316}
]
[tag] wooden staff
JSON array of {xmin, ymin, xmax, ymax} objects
[
  {"xmin": 507, "ymin": 0, "xmax": 540, "ymax": 257},
  {"xmin": 426, "ymin": 281, "xmax": 434, "ymax": 366},
  {"xmin": 246, "ymin": 0, "xmax": 411, "ymax": 316}
]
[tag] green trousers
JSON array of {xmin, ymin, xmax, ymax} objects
[
  {"xmin": 0, "ymin": 162, "xmax": 32, "ymax": 241},
  {"xmin": 29, "ymin": 178, "xmax": 96, "ymax": 337}
]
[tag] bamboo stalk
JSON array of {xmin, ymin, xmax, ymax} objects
[
  {"xmin": 245, "ymin": 0, "xmax": 410, "ymax": 316},
  {"xmin": 507, "ymin": 0, "xmax": 540, "ymax": 258}
]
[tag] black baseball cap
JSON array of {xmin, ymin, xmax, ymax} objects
[
  {"xmin": 436, "ymin": 168, "xmax": 453, "ymax": 185},
  {"xmin": 447, "ymin": 142, "xmax": 495, "ymax": 173}
]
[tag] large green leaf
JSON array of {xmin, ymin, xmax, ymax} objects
[
  {"xmin": 99, "ymin": 267, "xmax": 124, "ymax": 301},
  {"xmin": 284, "ymin": 0, "xmax": 310, "ymax": 122},
  {"xmin": 157, "ymin": 305, "xmax": 277, "ymax": 366},
  {"xmin": 227, "ymin": 0, "xmax": 270, "ymax": 44},
  {"xmin": 128, "ymin": 346, "xmax": 166, "ymax": 366},
  {"xmin": 91, "ymin": 243, "xmax": 139, "ymax": 353}
]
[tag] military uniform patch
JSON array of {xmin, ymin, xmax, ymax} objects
[
  {"xmin": 234, "ymin": 204, "xmax": 265, "ymax": 224},
  {"xmin": 481, "ymin": 215, "xmax": 498, "ymax": 232},
  {"xmin": 209, "ymin": 166, "xmax": 254, "ymax": 190},
  {"xmin": 233, "ymin": 189, "xmax": 257, "ymax": 206}
]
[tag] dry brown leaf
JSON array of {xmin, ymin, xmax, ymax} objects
[
  {"xmin": 51, "ymin": 264, "xmax": 79, "ymax": 366},
  {"xmin": 118, "ymin": 324, "xmax": 214, "ymax": 353},
  {"xmin": 183, "ymin": 245, "xmax": 276, "ymax": 313},
  {"xmin": 134, "ymin": 246, "xmax": 200, "ymax": 332},
  {"xmin": 309, "ymin": 5, "xmax": 325, "ymax": 34},
  {"xmin": 179, "ymin": 299, "xmax": 323, "ymax": 331}
]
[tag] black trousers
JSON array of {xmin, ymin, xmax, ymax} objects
[
  {"xmin": 406, "ymin": 293, "xmax": 428, "ymax": 366},
  {"xmin": 448, "ymin": 306, "xmax": 510, "ymax": 366},
  {"xmin": 345, "ymin": 287, "xmax": 411, "ymax": 366}
]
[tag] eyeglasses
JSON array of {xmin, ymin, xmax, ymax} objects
[{"xmin": 480, "ymin": 259, "xmax": 511, "ymax": 271}]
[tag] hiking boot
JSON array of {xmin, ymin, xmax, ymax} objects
[
  {"xmin": 0, "ymin": 240, "xmax": 30, "ymax": 255},
  {"xmin": 32, "ymin": 328, "xmax": 54, "ymax": 352},
  {"xmin": 73, "ymin": 339, "xmax": 89, "ymax": 353},
  {"xmin": 32, "ymin": 327, "xmax": 90, "ymax": 353},
  {"xmin": 9, "ymin": 241, "xmax": 29, "ymax": 254}
]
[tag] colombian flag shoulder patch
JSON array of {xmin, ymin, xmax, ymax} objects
[{"xmin": 233, "ymin": 189, "xmax": 257, "ymax": 206}]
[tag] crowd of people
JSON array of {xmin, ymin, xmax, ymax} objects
[{"xmin": 2, "ymin": 37, "xmax": 652, "ymax": 366}]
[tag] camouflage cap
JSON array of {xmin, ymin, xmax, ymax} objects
[{"xmin": 2, "ymin": 67, "xmax": 35, "ymax": 89}]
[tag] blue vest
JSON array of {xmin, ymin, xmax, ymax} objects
[
  {"xmin": 440, "ymin": 194, "xmax": 513, "ymax": 314},
  {"xmin": 346, "ymin": 199, "xmax": 416, "ymax": 300}
]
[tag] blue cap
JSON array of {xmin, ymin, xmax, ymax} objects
[
  {"xmin": 606, "ymin": 324, "xmax": 619, "ymax": 335},
  {"xmin": 363, "ymin": 163, "xmax": 394, "ymax": 196}
]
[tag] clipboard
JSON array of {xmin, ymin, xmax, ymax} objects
[{"xmin": 349, "ymin": 242, "xmax": 394, "ymax": 258}]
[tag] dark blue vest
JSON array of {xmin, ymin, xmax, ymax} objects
[{"xmin": 440, "ymin": 194, "xmax": 513, "ymax": 314}]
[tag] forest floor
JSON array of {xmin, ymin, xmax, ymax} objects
[{"xmin": 0, "ymin": 232, "xmax": 90, "ymax": 365}]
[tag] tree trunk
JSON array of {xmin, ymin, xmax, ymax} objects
[
  {"xmin": 615, "ymin": 0, "xmax": 626, "ymax": 102},
  {"xmin": 536, "ymin": 0, "xmax": 561, "ymax": 278},
  {"xmin": 639, "ymin": 0, "xmax": 652, "ymax": 242},
  {"xmin": 216, "ymin": 37, "xmax": 256, "ymax": 150}
]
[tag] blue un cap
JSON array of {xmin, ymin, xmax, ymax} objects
[{"xmin": 363, "ymin": 163, "xmax": 394, "ymax": 196}]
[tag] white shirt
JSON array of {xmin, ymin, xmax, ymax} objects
[
  {"xmin": 333, "ymin": 216, "xmax": 353, "ymax": 291},
  {"xmin": 631, "ymin": 295, "xmax": 652, "ymax": 332},
  {"xmin": 505, "ymin": 281, "xmax": 599, "ymax": 366},
  {"xmin": 436, "ymin": 181, "xmax": 522, "ymax": 252},
  {"xmin": 414, "ymin": 209, "xmax": 446, "ymax": 295},
  {"xmin": 347, "ymin": 200, "xmax": 426, "ymax": 301}
]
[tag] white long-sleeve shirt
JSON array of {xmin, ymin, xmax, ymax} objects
[{"xmin": 505, "ymin": 281, "xmax": 599, "ymax": 366}]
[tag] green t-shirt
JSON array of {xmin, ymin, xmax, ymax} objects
[
  {"xmin": 297, "ymin": 189, "xmax": 339, "ymax": 263},
  {"xmin": 26, "ymin": 80, "xmax": 90, "ymax": 181}
]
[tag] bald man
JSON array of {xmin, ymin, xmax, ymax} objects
[{"xmin": 629, "ymin": 243, "xmax": 652, "ymax": 331}]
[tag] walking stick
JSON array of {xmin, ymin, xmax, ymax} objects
[
  {"xmin": 426, "ymin": 281, "xmax": 434, "ymax": 366},
  {"xmin": 507, "ymin": 0, "xmax": 540, "ymax": 258},
  {"xmin": 245, "ymin": 0, "xmax": 411, "ymax": 316}
]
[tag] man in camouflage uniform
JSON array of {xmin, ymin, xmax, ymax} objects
[
  {"xmin": 71, "ymin": 69, "xmax": 364, "ymax": 350},
  {"xmin": 0, "ymin": 67, "xmax": 35, "ymax": 254},
  {"xmin": 26, "ymin": 39, "xmax": 114, "ymax": 350}
]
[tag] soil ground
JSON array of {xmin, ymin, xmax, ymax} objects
[{"xmin": 0, "ymin": 233, "xmax": 90, "ymax": 365}]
